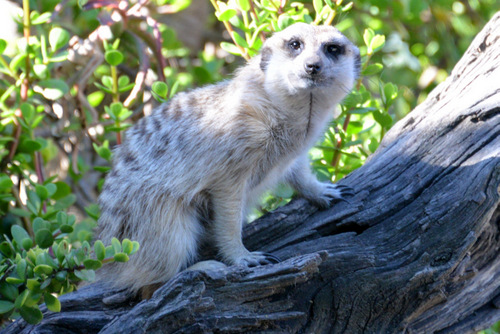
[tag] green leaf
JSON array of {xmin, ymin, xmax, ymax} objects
[
  {"xmin": 113, "ymin": 252, "xmax": 129, "ymax": 262},
  {"xmin": 101, "ymin": 75, "xmax": 113, "ymax": 89},
  {"xmin": 45, "ymin": 183, "xmax": 57, "ymax": 198},
  {"xmin": 83, "ymin": 259, "xmax": 102, "ymax": 270},
  {"xmin": 56, "ymin": 211, "xmax": 68, "ymax": 225},
  {"xmin": 11, "ymin": 225, "xmax": 30, "ymax": 248},
  {"xmin": 33, "ymin": 218, "xmax": 49, "ymax": 233},
  {"xmin": 92, "ymin": 143, "xmax": 112, "ymax": 161},
  {"xmin": 369, "ymin": 34, "xmax": 385, "ymax": 53},
  {"xmin": 220, "ymin": 42, "xmax": 242, "ymax": 56},
  {"xmin": 37, "ymin": 79, "xmax": 69, "ymax": 100},
  {"xmin": 31, "ymin": 115, "xmax": 45, "ymax": 129},
  {"xmin": 105, "ymin": 50, "xmax": 124, "ymax": 66},
  {"xmin": 49, "ymin": 27, "xmax": 70, "ymax": 51},
  {"xmin": 44, "ymin": 293, "xmax": 61, "ymax": 312},
  {"xmin": 24, "ymin": 291, "xmax": 43, "ymax": 308},
  {"xmin": 111, "ymin": 237, "xmax": 121, "ymax": 253},
  {"xmin": 0, "ymin": 300, "xmax": 14, "ymax": 314},
  {"xmin": 0, "ymin": 174, "xmax": 13, "ymax": 190},
  {"xmin": 0, "ymin": 39, "xmax": 7, "ymax": 54},
  {"xmin": 31, "ymin": 12, "xmax": 52, "ymax": 25},
  {"xmin": 236, "ymin": 0, "xmax": 250, "ymax": 11},
  {"xmin": 93, "ymin": 83, "xmax": 112, "ymax": 95},
  {"xmin": 19, "ymin": 306, "xmax": 43, "ymax": 325},
  {"xmin": 0, "ymin": 282, "xmax": 19, "ymax": 301},
  {"xmin": 39, "ymin": 279, "xmax": 52, "ymax": 290},
  {"xmin": 105, "ymin": 123, "xmax": 133, "ymax": 132},
  {"xmin": 122, "ymin": 239, "xmax": 133, "ymax": 254},
  {"xmin": 363, "ymin": 28, "xmax": 375, "ymax": 48},
  {"xmin": 60, "ymin": 225, "xmax": 73, "ymax": 233},
  {"xmin": 56, "ymin": 240, "xmax": 68, "ymax": 262},
  {"xmin": 118, "ymin": 75, "xmax": 129, "ymax": 87},
  {"xmin": 35, "ymin": 229, "xmax": 53, "ymax": 249},
  {"xmin": 10, "ymin": 54, "xmax": 26, "ymax": 72},
  {"xmin": 383, "ymin": 82, "xmax": 398, "ymax": 108},
  {"xmin": 106, "ymin": 102, "xmax": 123, "ymax": 120},
  {"xmin": 94, "ymin": 240, "xmax": 105, "ymax": 261},
  {"xmin": 26, "ymin": 279, "xmax": 41, "ymax": 292},
  {"xmin": 33, "ymin": 64, "xmax": 48, "ymax": 78},
  {"xmin": 6, "ymin": 277, "xmax": 24, "ymax": 284},
  {"xmin": 53, "ymin": 194, "xmax": 76, "ymax": 211},
  {"xmin": 55, "ymin": 271, "xmax": 67, "ymax": 282},
  {"xmin": 16, "ymin": 259, "xmax": 27, "ymax": 280},
  {"xmin": 85, "ymin": 203, "xmax": 101, "ymax": 220},
  {"xmin": 9, "ymin": 208, "xmax": 31, "ymax": 217},
  {"xmin": 217, "ymin": 8, "xmax": 237, "ymax": 21},
  {"xmin": 313, "ymin": 0, "xmax": 323, "ymax": 14},
  {"xmin": 15, "ymin": 289, "xmax": 29, "ymax": 309},
  {"xmin": 19, "ymin": 139, "xmax": 43, "ymax": 153},
  {"xmin": 34, "ymin": 264, "xmax": 53, "ymax": 275},
  {"xmin": 87, "ymin": 91, "xmax": 105, "ymax": 107},
  {"xmin": 152, "ymin": 81, "xmax": 168, "ymax": 98},
  {"xmin": 20, "ymin": 103, "xmax": 36, "ymax": 124},
  {"xmin": 48, "ymin": 50, "xmax": 69, "ymax": 63},
  {"xmin": 231, "ymin": 31, "xmax": 248, "ymax": 48},
  {"xmin": 52, "ymin": 181, "xmax": 71, "ymax": 200},
  {"xmin": 277, "ymin": 14, "xmax": 294, "ymax": 30},
  {"xmin": 362, "ymin": 63, "xmax": 383, "ymax": 76},
  {"xmin": 372, "ymin": 110, "xmax": 393, "ymax": 128},
  {"xmin": 130, "ymin": 241, "xmax": 140, "ymax": 255},
  {"xmin": 35, "ymin": 185, "xmax": 49, "ymax": 201}
]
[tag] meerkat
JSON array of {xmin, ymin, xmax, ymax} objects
[{"xmin": 96, "ymin": 22, "xmax": 361, "ymax": 295}]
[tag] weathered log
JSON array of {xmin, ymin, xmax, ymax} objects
[{"xmin": 4, "ymin": 11, "xmax": 500, "ymax": 334}]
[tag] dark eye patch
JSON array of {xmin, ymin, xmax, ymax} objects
[{"xmin": 324, "ymin": 43, "xmax": 344, "ymax": 58}]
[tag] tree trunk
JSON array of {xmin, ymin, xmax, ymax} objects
[{"xmin": 5, "ymin": 11, "xmax": 500, "ymax": 334}]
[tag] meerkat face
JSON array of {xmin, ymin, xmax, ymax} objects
[{"xmin": 260, "ymin": 23, "xmax": 361, "ymax": 98}]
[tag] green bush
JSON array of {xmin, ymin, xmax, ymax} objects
[{"xmin": 0, "ymin": 0, "xmax": 497, "ymax": 330}]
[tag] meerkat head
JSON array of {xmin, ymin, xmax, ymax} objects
[{"xmin": 259, "ymin": 23, "xmax": 360, "ymax": 100}]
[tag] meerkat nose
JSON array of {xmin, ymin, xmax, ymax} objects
[{"xmin": 305, "ymin": 61, "xmax": 322, "ymax": 75}]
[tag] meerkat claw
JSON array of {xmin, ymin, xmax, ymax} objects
[
  {"xmin": 261, "ymin": 252, "xmax": 281, "ymax": 264},
  {"xmin": 338, "ymin": 185, "xmax": 355, "ymax": 197}
]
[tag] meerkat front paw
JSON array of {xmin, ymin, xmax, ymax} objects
[
  {"xmin": 232, "ymin": 251, "xmax": 281, "ymax": 268},
  {"xmin": 307, "ymin": 183, "xmax": 354, "ymax": 209}
]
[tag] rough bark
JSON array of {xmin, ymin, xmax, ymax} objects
[{"xmin": 4, "ymin": 11, "xmax": 500, "ymax": 334}]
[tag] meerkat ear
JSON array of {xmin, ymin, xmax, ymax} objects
[{"xmin": 259, "ymin": 47, "xmax": 272, "ymax": 72}]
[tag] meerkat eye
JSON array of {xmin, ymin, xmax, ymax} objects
[
  {"xmin": 325, "ymin": 44, "xmax": 344, "ymax": 57},
  {"xmin": 288, "ymin": 39, "xmax": 302, "ymax": 51}
]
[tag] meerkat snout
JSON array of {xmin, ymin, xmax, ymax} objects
[{"xmin": 304, "ymin": 58, "xmax": 322, "ymax": 75}]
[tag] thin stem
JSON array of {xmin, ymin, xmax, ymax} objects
[
  {"xmin": 324, "ymin": 8, "xmax": 337, "ymax": 26},
  {"xmin": 249, "ymin": 1, "xmax": 266, "ymax": 42},
  {"xmin": 242, "ymin": 10, "xmax": 251, "ymax": 42},
  {"xmin": 22, "ymin": 0, "xmax": 31, "ymax": 83},
  {"xmin": 111, "ymin": 65, "xmax": 119, "ymax": 103}
]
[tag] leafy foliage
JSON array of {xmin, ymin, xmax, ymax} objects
[{"xmin": 0, "ymin": 0, "xmax": 497, "ymax": 330}]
